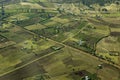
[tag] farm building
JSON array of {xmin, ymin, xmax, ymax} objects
[{"xmin": 109, "ymin": 51, "xmax": 119, "ymax": 56}]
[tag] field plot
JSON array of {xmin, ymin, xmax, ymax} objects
[
  {"xmin": 0, "ymin": 24, "xmax": 61, "ymax": 76},
  {"xmin": 64, "ymin": 19, "xmax": 110, "ymax": 53},
  {"xmin": 12, "ymin": 11, "xmax": 57, "ymax": 27},
  {"xmin": 0, "ymin": 35, "xmax": 15, "ymax": 49},
  {"xmin": 25, "ymin": 23, "xmax": 46, "ymax": 30},
  {"xmin": 95, "ymin": 16, "xmax": 120, "ymax": 65},
  {"xmin": 0, "ymin": 1, "xmax": 120, "ymax": 80},
  {"xmin": 0, "ymin": 35, "xmax": 8, "ymax": 43},
  {"xmin": 0, "ymin": 25, "xmax": 34, "ymax": 43},
  {"xmin": 31, "ymin": 19, "xmax": 87, "ymax": 42},
  {"xmin": 0, "ymin": 36, "xmax": 61, "ymax": 76},
  {"xmin": 1, "ymin": 47, "xmax": 119, "ymax": 80},
  {"xmin": 7, "ymin": 13, "xmax": 30, "ymax": 22},
  {"xmin": 96, "ymin": 35, "xmax": 120, "ymax": 65},
  {"xmin": 0, "ymin": 46, "xmax": 27, "ymax": 74}
]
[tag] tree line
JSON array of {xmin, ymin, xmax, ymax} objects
[{"xmin": 49, "ymin": 0, "xmax": 119, "ymax": 6}]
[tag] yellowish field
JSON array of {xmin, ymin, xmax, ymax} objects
[
  {"xmin": 17, "ymin": 39, "xmax": 56, "ymax": 52},
  {"xmin": 20, "ymin": 2, "xmax": 43, "ymax": 9},
  {"xmin": 0, "ymin": 38, "xmax": 56, "ymax": 75},
  {"xmin": 0, "ymin": 54, "xmax": 21, "ymax": 74},
  {"xmin": 111, "ymin": 28, "xmax": 120, "ymax": 32},
  {"xmin": 96, "ymin": 36, "xmax": 120, "ymax": 64},
  {"xmin": 37, "ymin": 39, "xmax": 56, "ymax": 51},
  {"xmin": 25, "ymin": 23, "xmax": 46, "ymax": 30},
  {"xmin": 24, "ymin": 47, "xmax": 120, "ymax": 80},
  {"xmin": 44, "ymin": 21, "xmax": 58, "ymax": 26},
  {"xmin": 93, "ymin": 25, "xmax": 110, "ymax": 35},
  {"xmin": 18, "ymin": 40, "xmax": 37, "ymax": 50},
  {"xmin": 0, "ymin": 41, "xmax": 16, "ymax": 48},
  {"xmin": 51, "ymin": 17, "xmax": 70, "ymax": 24},
  {"xmin": 0, "ymin": 48, "xmax": 25, "ymax": 74},
  {"xmin": 8, "ymin": 13, "xmax": 29, "ymax": 22},
  {"xmin": 1, "ymin": 2, "xmax": 120, "ymax": 80},
  {"xmin": 102, "ymin": 17, "xmax": 120, "ymax": 24}
]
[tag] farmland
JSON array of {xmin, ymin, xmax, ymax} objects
[{"xmin": 0, "ymin": 0, "xmax": 120, "ymax": 80}]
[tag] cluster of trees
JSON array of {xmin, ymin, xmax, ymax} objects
[
  {"xmin": 1, "ymin": 0, "xmax": 119, "ymax": 6},
  {"xmin": 49, "ymin": 0, "xmax": 119, "ymax": 6},
  {"xmin": 81, "ymin": 0, "xmax": 117, "ymax": 6},
  {"xmin": 0, "ymin": 0, "xmax": 21, "ymax": 5}
]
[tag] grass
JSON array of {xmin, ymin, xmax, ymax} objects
[
  {"xmin": 37, "ymin": 1, "xmax": 55, "ymax": 8},
  {"xmin": 0, "ymin": 3, "xmax": 120, "ymax": 80},
  {"xmin": 65, "ymin": 19, "xmax": 110, "ymax": 53},
  {"xmin": 0, "ymin": 30, "xmax": 120, "ymax": 80},
  {"xmin": 8, "ymin": 13, "xmax": 29, "ymax": 22},
  {"xmin": 25, "ymin": 23, "xmax": 46, "ymax": 30},
  {"xmin": 0, "ymin": 38, "xmax": 56, "ymax": 75},
  {"xmin": 0, "ymin": 26, "xmax": 33, "ymax": 43},
  {"xmin": 44, "ymin": 21, "xmax": 60, "ymax": 27},
  {"xmin": 18, "ymin": 40, "xmax": 37, "ymax": 50},
  {"xmin": 0, "ymin": 46, "xmax": 26, "ymax": 74},
  {"xmin": 20, "ymin": 2, "xmax": 42, "ymax": 9},
  {"xmin": 97, "ymin": 53, "xmax": 119, "ymax": 63},
  {"xmin": 51, "ymin": 17, "xmax": 70, "ymax": 24},
  {"xmin": 0, "ymin": 41, "xmax": 15, "ymax": 49},
  {"xmin": 0, "ymin": 35, "xmax": 8, "ymax": 43},
  {"xmin": 37, "ymin": 39, "xmax": 56, "ymax": 51},
  {"xmin": 111, "ymin": 27, "xmax": 120, "ymax": 32},
  {"xmin": 42, "ymin": 20, "xmax": 86, "ymax": 42},
  {"xmin": 22, "ymin": 47, "xmax": 120, "ymax": 80},
  {"xmin": 15, "ymin": 17, "xmax": 40, "ymax": 27},
  {"xmin": 1, "ymin": 31, "xmax": 33, "ymax": 43},
  {"xmin": 102, "ymin": 13, "xmax": 120, "ymax": 18},
  {"xmin": 96, "ymin": 36, "xmax": 120, "ymax": 64}
]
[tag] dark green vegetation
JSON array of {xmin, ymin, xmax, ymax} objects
[
  {"xmin": 0, "ymin": 0, "xmax": 120, "ymax": 80},
  {"xmin": 0, "ymin": 35, "xmax": 8, "ymax": 43},
  {"xmin": 31, "ymin": 20, "xmax": 86, "ymax": 42},
  {"xmin": 50, "ymin": 0, "xmax": 118, "ymax": 6}
]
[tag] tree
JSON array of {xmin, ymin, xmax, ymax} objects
[
  {"xmin": 41, "ymin": 9, "xmax": 45, "ymax": 13},
  {"xmin": 96, "ymin": 64, "xmax": 103, "ymax": 77},
  {"xmin": 57, "ymin": 8, "xmax": 62, "ymax": 13},
  {"xmin": 0, "ymin": 2, "xmax": 5, "ymax": 27},
  {"xmin": 39, "ymin": 76, "xmax": 45, "ymax": 80}
]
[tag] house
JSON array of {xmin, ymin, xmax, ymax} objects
[
  {"xmin": 78, "ymin": 39, "xmax": 85, "ymax": 46},
  {"xmin": 109, "ymin": 51, "xmax": 119, "ymax": 56},
  {"xmin": 51, "ymin": 45, "xmax": 64, "ymax": 51}
]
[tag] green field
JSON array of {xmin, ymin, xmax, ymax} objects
[{"xmin": 0, "ymin": 1, "xmax": 120, "ymax": 80}]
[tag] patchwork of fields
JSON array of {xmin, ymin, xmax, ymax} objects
[{"xmin": 0, "ymin": 1, "xmax": 120, "ymax": 80}]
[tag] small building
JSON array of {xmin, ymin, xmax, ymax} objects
[
  {"xmin": 85, "ymin": 76, "xmax": 89, "ymax": 80},
  {"xmin": 101, "ymin": 8, "xmax": 109, "ymax": 13},
  {"xmin": 78, "ymin": 39, "xmax": 85, "ymax": 46},
  {"xmin": 51, "ymin": 45, "xmax": 64, "ymax": 51},
  {"xmin": 109, "ymin": 51, "xmax": 119, "ymax": 56},
  {"xmin": 98, "ymin": 64, "xmax": 103, "ymax": 69}
]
